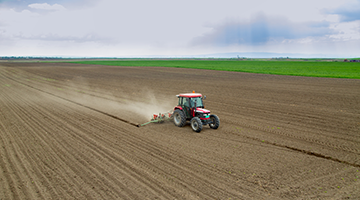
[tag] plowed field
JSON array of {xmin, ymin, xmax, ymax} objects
[{"xmin": 1, "ymin": 62, "xmax": 360, "ymax": 199}]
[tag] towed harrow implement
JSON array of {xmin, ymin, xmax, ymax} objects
[{"xmin": 138, "ymin": 111, "xmax": 173, "ymax": 127}]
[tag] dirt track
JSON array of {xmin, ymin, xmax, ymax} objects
[{"xmin": 1, "ymin": 62, "xmax": 360, "ymax": 199}]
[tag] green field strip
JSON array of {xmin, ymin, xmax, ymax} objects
[{"xmin": 68, "ymin": 60, "xmax": 360, "ymax": 79}]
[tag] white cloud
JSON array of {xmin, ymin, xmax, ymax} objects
[
  {"xmin": 0, "ymin": 0, "xmax": 98, "ymax": 11},
  {"xmin": 28, "ymin": 3, "xmax": 66, "ymax": 11},
  {"xmin": 13, "ymin": 32, "xmax": 116, "ymax": 44},
  {"xmin": 329, "ymin": 21, "xmax": 360, "ymax": 41}
]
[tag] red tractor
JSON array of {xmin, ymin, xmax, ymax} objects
[{"xmin": 173, "ymin": 92, "xmax": 220, "ymax": 132}]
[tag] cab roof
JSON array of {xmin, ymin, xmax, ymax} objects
[{"xmin": 177, "ymin": 93, "xmax": 202, "ymax": 98}]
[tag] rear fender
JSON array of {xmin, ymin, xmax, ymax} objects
[{"xmin": 174, "ymin": 106, "xmax": 183, "ymax": 110}]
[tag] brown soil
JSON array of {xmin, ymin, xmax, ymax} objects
[{"xmin": 1, "ymin": 62, "xmax": 359, "ymax": 199}]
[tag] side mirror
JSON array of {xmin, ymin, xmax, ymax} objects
[{"xmin": 203, "ymin": 96, "xmax": 206, "ymax": 100}]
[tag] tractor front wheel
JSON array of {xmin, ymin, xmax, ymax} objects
[
  {"xmin": 190, "ymin": 117, "xmax": 203, "ymax": 132},
  {"xmin": 209, "ymin": 114, "xmax": 220, "ymax": 129},
  {"xmin": 173, "ymin": 109, "xmax": 186, "ymax": 127}
]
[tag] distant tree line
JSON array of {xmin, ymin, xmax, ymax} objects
[
  {"xmin": 343, "ymin": 59, "xmax": 360, "ymax": 62},
  {"xmin": 0, "ymin": 56, "xmax": 64, "ymax": 60},
  {"xmin": 0, "ymin": 56, "xmax": 121, "ymax": 60}
]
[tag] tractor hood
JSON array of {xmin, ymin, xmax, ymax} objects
[{"xmin": 196, "ymin": 108, "xmax": 210, "ymax": 113}]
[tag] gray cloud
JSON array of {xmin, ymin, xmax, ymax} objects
[
  {"xmin": 324, "ymin": 0, "xmax": 360, "ymax": 22},
  {"xmin": 191, "ymin": 14, "xmax": 336, "ymax": 46}
]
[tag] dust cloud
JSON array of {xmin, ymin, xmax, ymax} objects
[{"xmin": 59, "ymin": 78, "xmax": 177, "ymax": 123}]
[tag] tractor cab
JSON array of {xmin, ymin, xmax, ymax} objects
[{"xmin": 176, "ymin": 93, "xmax": 206, "ymax": 119}]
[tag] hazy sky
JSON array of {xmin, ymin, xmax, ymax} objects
[{"xmin": 0, "ymin": 0, "xmax": 360, "ymax": 57}]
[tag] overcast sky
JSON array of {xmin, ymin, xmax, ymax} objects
[{"xmin": 0, "ymin": 0, "xmax": 360, "ymax": 57}]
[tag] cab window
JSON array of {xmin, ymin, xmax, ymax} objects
[
  {"xmin": 190, "ymin": 97, "xmax": 203, "ymax": 107},
  {"xmin": 183, "ymin": 98, "xmax": 190, "ymax": 107}
]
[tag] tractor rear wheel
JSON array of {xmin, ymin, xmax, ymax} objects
[
  {"xmin": 190, "ymin": 117, "xmax": 202, "ymax": 132},
  {"xmin": 209, "ymin": 114, "xmax": 220, "ymax": 129},
  {"xmin": 173, "ymin": 109, "xmax": 186, "ymax": 127}
]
